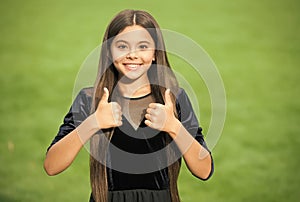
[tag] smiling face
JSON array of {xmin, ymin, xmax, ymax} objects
[{"xmin": 111, "ymin": 25, "xmax": 155, "ymax": 81}]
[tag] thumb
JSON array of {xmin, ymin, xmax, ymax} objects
[
  {"xmin": 100, "ymin": 87, "xmax": 109, "ymax": 103},
  {"xmin": 164, "ymin": 89, "xmax": 173, "ymax": 107}
]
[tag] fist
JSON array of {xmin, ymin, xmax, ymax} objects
[
  {"xmin": 94, "ymin": 87, "xmax": 122, "ymax": 129},
  {"xmin": 144, "ymin": 89, "xmax": 177, "ymax": 133}
]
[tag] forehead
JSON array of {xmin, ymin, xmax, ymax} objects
[{"xmin": 113, "ymin": 25, "xmax": 154, "ymax": 43}]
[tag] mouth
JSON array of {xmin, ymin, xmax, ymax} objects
[{"xmin": 123, "ymin": 63, "xmax": 143, "ymax": 71}]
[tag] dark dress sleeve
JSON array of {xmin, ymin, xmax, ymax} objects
[
  {"xmin": 176, "ymin": 88, "xmax": 214, "ymax": 180},
  {"xmin": 47, "ymin": 88, "xmax": 93, "ymax": 151}
]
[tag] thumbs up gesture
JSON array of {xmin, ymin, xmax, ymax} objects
[
  {"xmin": 145, "ymin": 89, "xmax": 178, "ymax": 133},
  {"xmin": 94, "ymin": 87, "xmax": 122, "ymax": 129}
]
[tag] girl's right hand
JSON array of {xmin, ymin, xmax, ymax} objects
[{"xmin": 94, "ymin": 87, "xmax": 122, "ymax": 129}]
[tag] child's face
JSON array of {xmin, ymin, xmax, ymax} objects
[{"xmin": 111, "ymin": 25, "xmax": 155, "ymax": 81}]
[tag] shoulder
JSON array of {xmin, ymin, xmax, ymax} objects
[
  {"xmin": 175, "ymin": 88, "xmax": 198, "ymax": 123},
  {"xmin": 175, "ymin": 88, "xmax": 189, "ymax": 116},
  {"xmin": 175, "ymin": 87, "xmax": 191, "ymax": 107},
  {"xmin": 176, "ymin": 87, "xmax": 187, "ymax": 98},
  {"xmin": 174, "ymin": 87, "xmax": 200, "ymax": 134},
  {"xmin": 72, "ymin": 87, "xmax": 94, "ymax": 114},
  {"xmin": 77, "ymin": 87, "xmax": 94, "ymax": 98},
  {"xmin": 74, "ymin": 87, "xmax": 94, "ymax": 103}
]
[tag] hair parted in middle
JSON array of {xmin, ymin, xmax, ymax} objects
[{"xmin": 89, "ymin": 9, "xmax": 181, "ymax": 202}]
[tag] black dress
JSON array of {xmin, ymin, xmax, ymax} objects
[{"xmin": 47, "ymin": 88, "xmax": 214, "ymax": 202}]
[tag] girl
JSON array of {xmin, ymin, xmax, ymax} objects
[{"xmin": 44, "ymin": 9, "xmax": 213, "ymax": 202}]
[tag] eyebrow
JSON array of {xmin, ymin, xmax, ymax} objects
[{"xmin": 114, "ymin": 39, "xmax": 152, "ymax": 44}]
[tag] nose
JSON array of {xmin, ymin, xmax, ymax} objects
[{"xmin": 126, "ymin": 49, "xmax": 138, "ymax": 59}]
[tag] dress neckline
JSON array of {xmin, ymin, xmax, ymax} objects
[{"xmin": 121, "ymin": 92, "xmax": 152, "ymax": 100}]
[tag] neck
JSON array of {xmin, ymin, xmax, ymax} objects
[{"xmin": 117, "ymin": 76, "xmax": 151, "ymax": 98}]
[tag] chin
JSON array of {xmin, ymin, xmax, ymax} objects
[{"xmin": 122, "ymin": 73, "xmax": 143, "ymax": 81}]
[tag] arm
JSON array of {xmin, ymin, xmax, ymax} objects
[
  {"xmin": 44, "ymin": 88, "xmax": 122, "ymax": 176},
  {"xmin": 166, "ymin": 119, "xmax": 212, "ymax": 179},
  {"xmin": 44, "ymin": 115, "xmax": 99, "ymax": 176},
  {"xmin": 145, "ymin": 89, "xmax": 213, "ymax": 180}
]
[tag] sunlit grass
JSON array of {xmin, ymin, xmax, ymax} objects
[{"xmin": 0, "ymin": 0, "xmax": 299, "ymax": 201}]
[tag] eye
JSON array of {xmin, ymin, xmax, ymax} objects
[
  {"xmin": 118, "ymin": 44, "xmax": 128, "ymax": 49},
  {"xmin": 139, "ymin": 44, "xmax": 148, "ymax": 49},
  {"xmin": 116, "ymin": 42, "xmax": 128, "ymax": 50}
]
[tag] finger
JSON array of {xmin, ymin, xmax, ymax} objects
[
  {"xmin": 111, "ymin": 102, "xmax": 122, "ymax": 111},
  {"xmin": 113, "ymin": 109, "xmax": 122, "ymax": 118},
  {"xmin": 146, "ymin": 108, "xmax": 153, "ymax": 115},
  {"xmin": 116, "ymin": 110, "xmax": 122, "ymax": 118},
  {"xmin": 116, "ymin": 114, "xmax": 122, "ymax": 122},
  {"xmin": 113, "ymin": 114, "xmax": 122, "ymax": 127},
  {"xmin": 115, "ymin": 120, "xmax": 123, "ymax": 127},
  {"xmin": 144, "ymin": 119, "xmax": 153, "ymax": 128},
  {"xmin": 149, "ymin": 103, "xmax": 163, "ymax": 109},
  {"xmin": 100, "ymin": 87, "xmax": 109, "ymax": 103},
  {"xmin": 164, "ymin": 89, "xmax": 173, "ymax": 107},
  {"xmin": 145, "ymin": 113, "xmax": 151, "ymax": 121},
  {"xmin": 148, "ymin": 103, "xmax": 156, "ymax": 109},
  {"xmin": 118, "ymin": 110, "xmax": 123, "ymax": 117},
  {"xmin": 112, "ymin": 107, "xmax": 122, "ymax": 117}
]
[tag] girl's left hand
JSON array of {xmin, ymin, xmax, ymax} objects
[{"xmin": 145, "ymin": 89, "xmax": 179, "ymax": 134}]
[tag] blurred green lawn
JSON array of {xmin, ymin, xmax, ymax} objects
[{"xmin": 1, "ymin": 0, "xmax": 299, "ymax": 201}]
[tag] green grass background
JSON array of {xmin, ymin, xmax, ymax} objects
[{"xmin": 1, "ymin": 0, "xmax": 299, "ymax": 201}]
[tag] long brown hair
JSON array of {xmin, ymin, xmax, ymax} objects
[{"xmin": 90, "ymin": 9, "xmax": 180, "ymax": 202}]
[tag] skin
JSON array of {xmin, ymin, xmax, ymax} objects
[
  {"xmin": 144, "ymin": 89, "xmax": 212, "ymax": 179},
  {"xmin": 111, "ymin": 25, "xmax": 155, "ymax": 98},
  {"xmin": 44, "ymin": 25, "xmax": 212, "ymax": 180}
]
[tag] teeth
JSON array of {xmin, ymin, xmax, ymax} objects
[
  {"xmin": 128, "ymin": 64, "xmax": 138, "ymax": 68},
  {"xmin": 125, "ymin": 64, "xmax": 141, "ymax": 69}
]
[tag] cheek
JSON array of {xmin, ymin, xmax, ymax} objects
[
  {"xmin": 111, "ymin": 49, "xmax": 127, "ymax": 62},
  {"xmin": 142, "ymin": 50, "xmax": 155, "ymax": 63}
]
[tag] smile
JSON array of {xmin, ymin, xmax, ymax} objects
[{"xmin": 123, "ymin": 63, "xmax": 142, "ymax": 70}]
